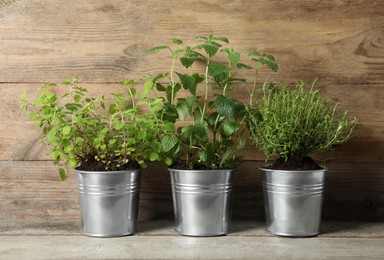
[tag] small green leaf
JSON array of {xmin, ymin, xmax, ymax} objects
[
  {"xmin": 150, "ymin": 152, "xmax": 159, "ymax": 161},
  {"xmin": 59, "ymin": 168, "xmax": 67, "ymax": 181},
  {"xmin": 145, "ymin": 45, "xmax": 169, "ymax": 54},
  {"xmin": 139, "ymin": 81, "xmax": 153, "ymax": 99},
  {"xmin": 62, "ymin": 125, "xmax": 71, "ymax": 135},
  {"xmin": 172, "ymin": 38, "xmax": 183, "ymax": 45}
]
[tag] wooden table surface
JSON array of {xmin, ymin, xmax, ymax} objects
[{"xmin": 1, "ymin": 220, "xmax": 383, "ymax": 259}]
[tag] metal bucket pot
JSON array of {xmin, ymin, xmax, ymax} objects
[
  {"xmin": 169, "ymin": 168, "xmax": 235, "ymax": 236},
  {"xmin": 76, "ymin": 169, "xmax": 141, "ymax": 237},
  {"xmin": 260, "ymin": 167, "xmax": 326, "ymax": 237}
]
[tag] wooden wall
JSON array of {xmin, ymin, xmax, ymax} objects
[{"xmin": 0, "ymin": 0, "xmax": 383, "ymax": 226}]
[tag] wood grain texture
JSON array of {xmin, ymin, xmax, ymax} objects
[
  {"xmin": 1, "ymin": 161, "xmax": 383, "ymax": 222},
  {"xmin": 0, "ymin": 0, "xmax": 382, "ymax": 83},
  {"xmin": 0, "ymin": 222, "xmax": 384, "ymax": 259},
  {"xmin": 0, "ymin": 0, "xmax": 383, "ymax": 223}
]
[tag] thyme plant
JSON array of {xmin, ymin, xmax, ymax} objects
[
  {"xmin": 20, "ymin": 77, "xmax": 171, "ymax": 180},
  {"xmin": 146, "ymin": 35, "xmax": 277, "ymax": 169},
  {"xmin": 247, "ymin": 81, "xmax": 358, "ymax": 169}
]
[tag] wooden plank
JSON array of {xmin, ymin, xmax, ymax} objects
[
  {"xmin": 1, "ymin": 230, "xmax": 384, "ymax": 259},
  {"xmin": 1, "ymin": 161, "xmax": 383, "ymax": 222},
  {"xmin": 1, "ymin": 82, "xmax": 383, "ymax": 162},
  {"xmin": 1, "ymin": 220, "xmax": 384, "ymax": 238},
  {"xmin": 0, "ymin": 0, "xmax": 381, "ymax": 83}
]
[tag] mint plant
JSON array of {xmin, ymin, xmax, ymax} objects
[
  {"xmin": 146, "ymin": 35, "xmax": 277, "ymax": 169},
  {"xmin": 20, "ymin": 76, "xmax": 171, "ymax": 180},
  {"xmin": 246, "ymin": 80, "xmax": 358, "ymax": 170}
]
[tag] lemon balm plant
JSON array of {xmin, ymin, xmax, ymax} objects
[
  {"xmin": 20, "ymin": 76, "xmax": 171, "ymax": 237},
  {"xmin": 246, "ymin": 81, "xmax": 358, "ymax": 237},
  {"xmin": 20, "ymin": 76, "xmax": 169, "ymax": 180}
]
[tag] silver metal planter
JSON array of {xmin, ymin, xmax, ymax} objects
[
  {"xmin": 76, "ymin": 169, "xmax": 141, "ymax": 237},
  {"xmin": 260, "ymin": 167, "xmax": 326, "ymax": 237},
  {"xmin": 169, "ymin": 168, "xmax": 235, "ymax": 236}
]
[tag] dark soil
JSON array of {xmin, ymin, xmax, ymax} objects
[
  {"xmin": 76, "ymin": 157, "xmax": 140, "ymax": 171},
  {"xmin": 266, "ymin": 156, "xmax": 323, "ymax": 171}
]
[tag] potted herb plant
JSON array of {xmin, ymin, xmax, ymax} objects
[
  {"xmin": 246, "ymin": 80, "xmax": 358, "ymax": 237},
  {"xmin": 20, "ymin": 76, "xmax": 169, "ymax": 237},
  {"xmin": 145, "ymin": 35, "xmax": 276, "ymax": 236}
]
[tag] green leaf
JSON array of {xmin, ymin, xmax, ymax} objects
[
  {"xmin": 145, "ymin": 45, "xmax": 169, "ymax": 54},
  {"xmin": 180, "ymin": 55, "xmax": 197, "ymax": 68},
  {"xmin": 213, "ymin": 36, "xmax": 229, "ymax": 43},
  {"xmin": 237, "ymin": 137, "xmax": 246, "ymax": 149},
  {"xmin": 176, "ymin": 100, "xmax": 189, "ymax": 121},
  {"xmin": 208, "ymin": 62, "xmax": 230, "ymax": 83},
  {"xmin": 172, "ymin": 38, "xmax": 183, "ymax": 45},
  {"xmin": 236, "ymin": 63, "xmax": 253, "ymax": 70},
  {"xmin": 139, "ymin": 81, "xmax": 153, "ymax": 99},
  {"xmin": 62, "ymin": 125, "xmax": 71, "ymax": 135},
  {"xmin": 59, "ymin": 168, "xmax": 67, "ymax": 181},
  {"xmin": 161, "ymin": 135, "xmax": 178, "ymax": 152},
  {"xmin": 215, "ymin": 94, "xmax": 235, "ymax": 117},
  {"xmin": 156, "ymin": 83, "xmax": 166, "ymax": 92},
  {"xmin": 200, "ymin": 43, "xmax": 220, "ymax": 57},
  {"xmin": 176, "ymin": 73, "xmax": 195, "ymax": 93},
  {"xmin": 114, "ymin": 122, "xmax": 124, "ymax": 130},
  {"xmin": 228, "ymin": 51, "xmax": 240, "ymax": 64},
  {"xmin": 220, "ymin": 120, "xmax": 239, "ymax": 138},
  {"xmin": 150, "ymin": 152, "xmax": 159, "ymax": 161}
]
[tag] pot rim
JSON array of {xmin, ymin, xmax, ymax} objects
[
  {"xmin": 74, "ymin": 168, "xmax": 141, "ymax": 174},
  {"xmin": 259, "ymin": 165, "xmax": 327, "ymax": 173},
  {"xmin": 168, "ymin": 168, "xmax": 235, "ymax": 174}
]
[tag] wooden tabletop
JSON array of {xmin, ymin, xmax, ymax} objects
[{"xmin": 1, "ymin": 221, "xmax": 383, "ymax": 259}]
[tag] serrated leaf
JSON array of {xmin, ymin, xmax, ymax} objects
[
  {"xmin": 144, "ymin": 45, "xmax": 169, "ymax": 54},
  {"xmin": 215, "ymin": 94, "xmax": 234, "ymax": 117},
  {"xmin": 208, "ymin": 62, "xmax": 230, "ymax": 83},
  {"xmin": 161, "ymin": 135, "xmax": 178, "ymax": 152},
  {"xmin": 176, "ymin": 100, "xmax": 189, "ymax": 121},
  {"xmin": 180, "ymin": 57, "xmax": 196, "ymax": 68},
  {"xmin": 220, "ymin": 120, "xmax": 239, "ymax": 138},
  {"xmin": 228, "ymin": 51, "xmax": 240, "ymax": 64},
  {"xmin": 200, "ymin": 43, "xmax": 220, "ymax": 57},
  {"xmin": 176, "ymin": 73, "xmax": 195, "ymax": 92}
]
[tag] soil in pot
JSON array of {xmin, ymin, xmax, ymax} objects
[
  {"xmin": 77, "ymin": 157, "xmax": 140, "ymax": 171},
  {"xmin": 266, "ymin": 155, "xmax": 322, "ymax": 171}
]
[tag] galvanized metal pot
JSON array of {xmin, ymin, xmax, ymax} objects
[
  {"xmin": 260, "ymin": 167, "xmax": 326, "ymax": 237},
  {"xmin": 76, "ymin": 169, "xmax": 141, "ymax": 237},
  {"xmin": 169, "ymin": 168, "xmax": 235, "ymax": 236}
]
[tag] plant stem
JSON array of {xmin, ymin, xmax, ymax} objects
[
  {"xmin": 249, "ymin": 64, "xmax": 260, "ymax": 105},
  {"xmin": 201, "ymin": 59, "xmax": 210, "ymax": 122}
]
